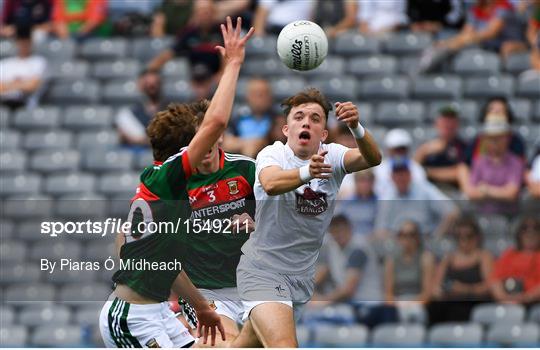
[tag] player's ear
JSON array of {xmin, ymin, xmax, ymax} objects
[
  {"xmin": 321, "ymin": 129, "xmax": 328, "ymax": 142},
  {"xmin": 282, "ymin": 124, "xmax": 289, "ymax": 137}
]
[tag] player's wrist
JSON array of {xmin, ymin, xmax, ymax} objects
[
  {"xmin": 299, "ymin": 164, "xmax": 313, "ymax": 183},
  {"xmin": 349, "ymin": 123, "xmax": 365, "ymax": 139}
]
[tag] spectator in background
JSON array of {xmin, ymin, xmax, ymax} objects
[
  {"xmin": 357, "ymin": 0, "xmax": 408, "ymax": 35},
  {"xmin": 463, "ymin": 97, "xmax": 527, "ymax": 166},
  {"xmin": 266, "ymin": 114, "xmax": 287, "ymax": 145},
  {"xmin": 526, "ymin": 0, "xmax": 540, "ymax": 71},
  {"xmin": 314, "ymin": 215, "xmax": 391, "ymax": 327},
  {"xmin": 0, "ymin": 25, "xmax": 46, "ymax": 110},
  {"xmin": 336, "ymin": 169, "xmax": 378, "ymax": 237},
  {"xmin": 52, "ymin": 0, "xmax": 108, "ymax": 40},
  {"xmin": 151, "ymin": 0, "xmax": 193, "ymax": 38},
  {"xmin": 213, "ymin": 0, "xmax": 253, "ymax": 27},
  {"xmin": 223, "ymin": 77, "xmax": 275, "ymax": 158},
  {"xmin": 189, "ymin": 62, "xmax": 216, "ymax": 101},
  {"xmin": 526, "ymin": 147, "xmax": 540, "ymax": 197},
  {"xmin": 491, "ymin": 216, "xmax": 540, "ymax": 304},
  {"xmin": 148, "ymin": 0, "xmax": 221, "ymax": 81},
  {"xmin": 414, "ymin": 106, "xmax": 466, "ymax": 191},
  {"xmin": 115, "ymin": 69, "xmax": 165, "ymax": 148},
  {"xmin": 384, "ymin": 221, "xmax": 434, "ymax": 323},
  {"xmin": 374, "ymin": 158, "xmax": 457, "ymax": 239},
  {"xmin": 1, "ymin": 0, "xmax": 52, "ymax": 40},
  {"xmin": 407, "ymin": 0, "xmax": 464, "ymax": 33},
  {"xmin": 461, "ymin": 116, "xmax": 525, "ymax": 215},
  {"xmin": 429, "ymin": 217, "xmax": 493, "ymax": 324},
  {"xmin": 253, "ymin": 0, "xmax": 313, "ymax": 36},
  {"xmin": 374, "ymin": 128, "xmax": 427, "ymax": 197},
  {"xmin": 419, "ymin": 0, "xmax": 527, "ymax": 73},
  {"xmin": 314, "ymin": 0, "xmax": 358, "ymax": 38}
]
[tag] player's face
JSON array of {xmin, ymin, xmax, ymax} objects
[{"xmin": 283, "ymin": 103, "xmax": 328, "ymax": 159}]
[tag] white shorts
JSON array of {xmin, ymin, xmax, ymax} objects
[
  {"xmin": 99, "ymin": 296, "xmax": 195, "ymax": 348},
  {"xmin": 236, "ymin": 255, "xmax": 314, "ymax": 322},
  {"xmin": 199, "ymin": 287, "xmax": 244, "ymax": 325}
]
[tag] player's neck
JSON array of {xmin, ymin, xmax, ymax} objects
[
  {"xmin": 196, "ymin": 154, "xmax": 220, "ymax": 175},
  {"xmin": 286, "ymin": 141, "xmax": 318, "ymax": 161}
]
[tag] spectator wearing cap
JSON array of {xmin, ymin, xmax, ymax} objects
[
  {"xmin": 374, "ymin": 157, "xmax": 457, "ymax": 239},
  {"xmin": 526, "ymin": 147, "xmax": 540, "ymax": 198},
  {"xmin": 374, "ymin": 128, "xmax": 427, "ymax": 197},
  {"xmin": 491, "ymin": 216, "xmax": 540, "ymax": 304},
  {"xmin": 461, "ymin": 115, "xmax": 525, "ymax": 215},
  {"xmin": 414, "ymin": 106, "xmax": 467, "ymax": 191},
  {"xmin": 223, "ymin": 78, "xmax": 275, "ymax": 158},
  {"xmin": 115, "ymin": 69, "xmax": 166, "ymax": 148},
  {"xmin": 463, "ymin": 97, "xmax": 526, "ymax": 166},
  {"xmin": 148, "ymin": 0, "xmax": 221, "ymax": 81},
  {"xmin": 0, "ymin": 25, "xmax": 47, "ymax": 110}
]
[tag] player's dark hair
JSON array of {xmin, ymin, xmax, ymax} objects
[
  {"xmin": 147, "ymin": 100, "xmax": 210, "ymax": 162},
  {"xmin": 281, "ymin": 88, "xmax": 332, "ymax": 124}
]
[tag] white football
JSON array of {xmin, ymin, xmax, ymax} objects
[{"xmin": 277, "ymin": 20, "xmax": 328, "ymax": 71}]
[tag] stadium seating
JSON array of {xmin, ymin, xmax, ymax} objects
[
  {"xmin": 428, "ymin": 322, "xmax": 483, "ymax": 346},
  {"xmin": 1, "ymin": 25, "xmax": 538, "ymax": 348},
  {"xmin": 371, "ymin": 324, "xmax": 426, "ymax": 347},
  {"xmin": 471, "ymin": 303, "xmax": 526, "ymax": 327},
  {"xmin": 487, "ymin": 323, "xmax": 540, "ymax": 347}
]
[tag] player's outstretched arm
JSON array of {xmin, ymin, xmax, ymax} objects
[
  {"xmin": 186, "ymin": 16, "xmax": 254, "ymax": 170},
  {"xmin": 259, "ymin": 150, "xmax": 332, "ymax": 196},
  {"xmin": 335, "ymin": 102, "xmax": 382, "ymax": 172},
  {"xmin": 172, "ymin": 271, "xmax": 226, "ymax": 346}
]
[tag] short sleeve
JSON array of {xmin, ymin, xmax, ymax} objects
[
  {"xmin": 325, "ymin": 143, "xmax": 349, "ymax": 184},
  {"xmin": 255, "ymin": 143, "xmax": 283, "ymax": 180},
  {"xmin": 531, "ymin": 155, "xmax": 540, "ymax": 181},
  {"xmin": 145, "ymin": 149, "xmax": 192, "ymax": 199},
  {"xmin": 347, "ymin": 249, "xmax": 368, "ymax": 270}
]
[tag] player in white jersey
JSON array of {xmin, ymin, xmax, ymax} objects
[{"xmin": 231, "ymin": 88, "xmax": 382, "ymax": 347}]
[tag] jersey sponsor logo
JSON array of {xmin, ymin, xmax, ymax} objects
[
  {"xmin": 190, "ymin": 198, "xmax": 246, "ymax": 219},
  {"xmin": 208, "ymin": 300, "xmax": 217, "ymax": 310},
  {"xmin": 227, "ymin": 180, "xmax": 239, "ymax": 195},
  {"xmin": 295, "ymin": 187, "xmax": 328, "ymax": 216}
]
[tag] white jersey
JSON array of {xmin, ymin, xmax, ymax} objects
[{"xmin": 241, "ymin": 141, "xmax": 349, "ymax": 274}]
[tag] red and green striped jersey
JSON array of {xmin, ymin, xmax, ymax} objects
[
  {"xmin": 113, "ymin": 149, "xmax": 194, "ymax": 302},
  {"xmin": 183, "ymin": 150, "xmax": 255, "ymax": 289}
]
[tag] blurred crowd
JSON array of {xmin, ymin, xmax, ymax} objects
[{"xmin": 1, "ymin": 0, "xmax": 539, "ymax": 329}]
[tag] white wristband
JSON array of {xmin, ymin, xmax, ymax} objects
[
  {"xmin": 299, "ymin": 164, "xmax": 312, "ymax": 183},
  {"xmin": 349, "ymin": 124, "xmax": 365, "ymax": 139}
]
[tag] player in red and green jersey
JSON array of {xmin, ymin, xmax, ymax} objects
[
  {"xmin": 99, "ymin": 17, "xmax": 254, "ymax": 348},
  {"xmin": 178, "ymin": 120, "xmax": 257, "ymax": 347}
]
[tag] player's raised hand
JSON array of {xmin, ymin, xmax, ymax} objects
[
  {"xmin": 335, "ymin": 102, "xmax": 359, "ymax": 129},
  {"xmin": 215, "ymin": 16, "xmax": 254, "ymax": 66},
  {"xmin": 196, "ymin": 306, "xmax": 226, "ymax": 346},
  {"xmin": 309, "ymin": 150, "xmax": 332, "ymax": 179}
]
